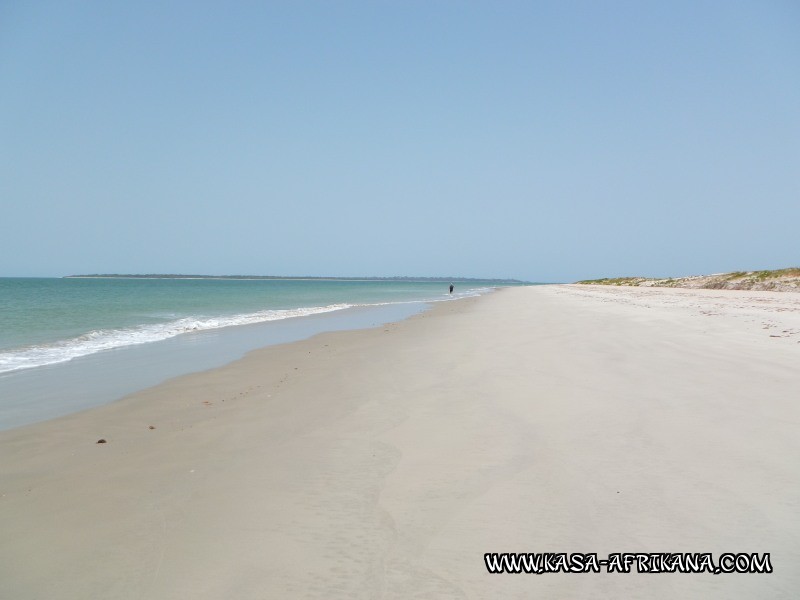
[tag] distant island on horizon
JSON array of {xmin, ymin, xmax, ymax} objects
[{"xmin": 64, "ymin": 274, "xmax": 529, "ymax": 284}]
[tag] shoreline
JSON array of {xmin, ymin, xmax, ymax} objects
[
  {"xmin": 0, "ymin": 277, "xmax": 501, "ymax": 384},
  {"xmin": 1, "ymin": 285, "xmax": 798, "ymax": 598},
  {"xmin": 0, "ymin": 300, "xmax": 436, "ymax": 431}
]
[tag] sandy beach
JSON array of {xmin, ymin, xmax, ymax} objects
[{"xmin": 1, "ymin": 285, "xmax": 798, "ymax": 599}]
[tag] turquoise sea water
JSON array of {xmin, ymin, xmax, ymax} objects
[
  {"xmin": 0, "ymin": 277, "xmax": 504, "ymax": 375},
  {"xmin": 0, "ymin": 277, "xmax": 521, "ymax": 429}
]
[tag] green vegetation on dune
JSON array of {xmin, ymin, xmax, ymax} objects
[
  {"xmin": 748, "ymin": 268, "xmax": 800, "ymax": 280},
  {"xmin": 576, "ymin": 268, "xmax": 800, "ymax": 291},
  {"xmin": 575, "ymin": 277, "xmax": 644, "ymax": 285}
]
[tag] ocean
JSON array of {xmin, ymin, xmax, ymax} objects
[{"xmin": 0, "ymin": 277, "xmax": 513, "ymax": 429}]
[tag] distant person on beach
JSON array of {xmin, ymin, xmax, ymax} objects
[{"xmin": 449, "ymin": 284, "xmax": 454, "ymax": 294}]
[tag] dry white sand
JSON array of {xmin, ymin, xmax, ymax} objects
[{"xmin": 1, "ymin": 285, "xmax": 798, "ymax": 599}]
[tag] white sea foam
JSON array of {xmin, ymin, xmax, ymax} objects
[
  {"xmin": 0, "ymin": 304, "xmax": 351, "ymax": 375},
  {"xmin": 0, "ymin": 287, "xmax": 495, "ymax": 375}
]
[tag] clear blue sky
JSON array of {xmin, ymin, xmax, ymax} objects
[{"xmin": 2, "ymin": 1, "xmax": 798, "ymax": 282}]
